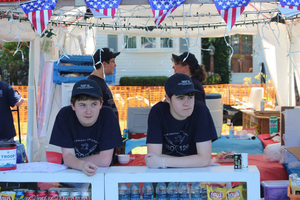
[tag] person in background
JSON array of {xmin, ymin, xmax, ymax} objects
[
  {"xmin": 88, "ymin": 48, "xmax": 120, "ymax": 119},
  {"xmin": 0, "ymin": 66, "xmax": 24, "ymax": 143},
  {"xmin": 145, "ymin": 73, "xmax": 218, "ymax": 168},
  {"xmin": 172, "ymin": 52, "xmax": 207, "ymax": 104},
  {"xmin": 50, "ymin": 79, "xmax": 123, "ymax": 176}
]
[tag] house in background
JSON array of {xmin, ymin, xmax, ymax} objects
[{"xmin": 95, "ymin": 33, "xmax": 269, "ymax": 85}]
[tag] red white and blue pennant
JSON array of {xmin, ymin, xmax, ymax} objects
[
  {"xmin": 214, "ymin": 0, "xmax": 250, "ymax": 32},
  {"xmin": 149, "ymin": 0, "xmax": 185, "ymax": 27},
  {"xmin": 20, "ymin": 0, "xmax": 57, "ymax": 36},
  {"xmin": 84, "ymin": 0, "xmax": 122, "ymax": 18},
  {"xmin": 278, "ymin": 0, "xmax": 300, "ymax": 18}
]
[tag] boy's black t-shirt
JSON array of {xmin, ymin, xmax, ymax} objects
[
  {"xmin": 146, "ymin": 101, "xmax": 218, "ymax": 156},
  {"xmin": 50, "ymin": 105, "xmax": 123, "ymax": 158}
]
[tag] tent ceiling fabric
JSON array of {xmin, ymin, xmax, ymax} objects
[{"xmin": 0, "ymin": 1, "xmax": 285, "ymax": 39}]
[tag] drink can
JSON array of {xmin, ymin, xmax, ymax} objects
[
  {"xmin": 58, "ymin": 190, "xmax": 69, "ymax": 200},
  {"xmin": 15, "ymin": 189, "xmax": 25, "ymax": 200},
  {"xmin": 37, "ymin": 190, "xmax": 48, "ymax": 200},
  {"xmin": 81, "ymin": 191, "xmax": 90, "ymax": 200},
  {"xmin": 25, "ymin": 190, "xmax": 36, "ymax": 200},
  {"xmin": 48, "ymin": 189, "xmax": 59, "ymax": 200},
  {"xmin": 241, "ymin": 153, "xmax": 248, "ymax": 169},
  {"xmin": 270, "ymin": 116, "xmax": 278, "ymax": 134},
  {"xmin": 234, "ymin": 153, "xmax": 241, "ymax": 169},
  {"xmin": 69, "ymin": 190, "xmax": 81, "ymax": 200}
]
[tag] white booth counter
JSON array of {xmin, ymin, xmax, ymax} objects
[
  {"xmin": 105, "ymin": 166, "xmax": 261, "ymax": 199},
  {"xmin": 0, "ymin": 167, "xmax": 108, "ymax": 200}
]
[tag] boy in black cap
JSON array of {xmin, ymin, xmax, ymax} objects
[
  {"xmin": 50, "ymin": 79, "xmax": 123, "ymax": 176},
  {"xmin": 88, "ymin": 48, "xmax": 120, "ymax": 119},
  {"xmin": 145, "ymin": 73, "xmax": 218, "ymax": 168}
]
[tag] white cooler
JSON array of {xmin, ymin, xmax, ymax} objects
[{"xmin": 206, "ymin": 93, "xmax": 223, "ymax": 137}]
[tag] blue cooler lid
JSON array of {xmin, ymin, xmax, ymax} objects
[
  {"xmin": 206, "ymin": 93, "xmax": 222, "ymax": 99},
  {"xmin": 261, "ymin": 180, "xmax": 289, "ymax": 188}
]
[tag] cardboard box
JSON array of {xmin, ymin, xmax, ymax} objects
[
  {"xmin": 285, "ymin": 146, "xmax": 300, "ymax": 163},
  {"xmin": 280, "ymin": 107, "xmax": 300, "ymax": 163},
  {"xmin": 280, "ymin": 106, "xmax": 296, "ymax": 146}
]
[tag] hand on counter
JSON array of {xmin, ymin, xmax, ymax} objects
[
  {"xmin": 145, "ymin": 153, "xmax": 166, "ymax": 169},
  {"xmin": 81, "ymin": 161, "xmax": 98, "ymax": 176}
]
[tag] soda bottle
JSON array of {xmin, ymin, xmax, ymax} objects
[
  {"xmin": 178, "ymin": 182, "xmax": 189, "ymax": 200},
  {"xmin": 130, "ymin": 182, "xmax": 141, "ymax": 200},
  {"xmin": 167, "ymin": 182, "xmax": 178, "ymax": 200},
  {"xmin": 190, "ymin": 182, "xmax": 202, "ymax": 200},
  {"xmin": 156, "ymin": 182, "xmax": 167, "ymax": 200},
  {"xmin": 119, "ymin": 183, "xmax": 130, "ymax": 200},
  {"xmin": 142, "ymin": 182, "xmax": 154, "ymax": 200}
]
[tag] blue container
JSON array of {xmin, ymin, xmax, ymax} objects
[{"xmin": 261, "ymin": 180, "xmax": 290, "ymax": 200}]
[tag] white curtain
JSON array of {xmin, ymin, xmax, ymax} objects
[
  {"xmin": 258, "ymin": 23, "xmax": 295, "ymax": 106},
  {"xmin": 289, "ymin": 23, "xmax": 300, "ymax": 99}
]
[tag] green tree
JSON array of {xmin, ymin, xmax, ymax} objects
[
  {"xmin": 0, "ymin": 42, "xmax": 29, "ymax": 85},
  {"xmin": 202, "ymin": 37, "xmax": 231, "ymax": 84}
]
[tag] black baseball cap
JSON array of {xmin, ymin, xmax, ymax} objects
[
  {"xmin": 71, "ymin": 79, "xmax": 103, "ymax": 98},
  {"xmin": 172, "ymin": 52, "xmax": 199, "ymax": 69},
  {"xmin": 93, "ymin": 48, "xmax": 120, "ymax": 64},
  {"xmin": 165, "ymin": 73, "xmax": 199, "ymax": 95}
]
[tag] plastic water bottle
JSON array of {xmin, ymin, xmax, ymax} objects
[
  {"xmin": 190, "ymin": 182, "xmax": 202, "ymax": 200},
  {"xmin": 130, "ymin": 182, "xmax": 140, "ymax": 200},
  {"xmin": 156, "ymin": 182, "xmax": 167, "ymax": 200},
  {"xmin": 142, "ymin": 182, "xmax": 154, "ymax": 200},
  {"xmin": 178, "ymin": 182, "xmax": 189, "ymax": 200},
  {"xmin": 118, "ymin": 183, "xmax": 130, "ymax": 200},
  {"xmin": 167, "ymin": 182, "xmax": 178, "ymax": 200}
]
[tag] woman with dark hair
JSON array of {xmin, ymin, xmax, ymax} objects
[{"xmin": 172, "ymin": 52, "xmax": 207, "ymax": 104}]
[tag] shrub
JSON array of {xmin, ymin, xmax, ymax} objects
[
  {"xmin": 119, "ymin": 76, "xmax": 169, "ymax": 86},
  {"xmin": 204, "ymin": 73, "xmax": 222, "ymax": 85}
]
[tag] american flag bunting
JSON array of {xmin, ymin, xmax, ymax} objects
[
  {"xmin": 21, "ymin": 0, "xmax": 57, "ymax": 36},
  {"xmin": 214, "ymin": 0, "xmax": 250, "ymax": 32},
  {"xmin": 84, "ymin": 0, "xmax": 122, "ymax": 18},
  {"xmin": 149, "ymin": 0, "xmax": 185, "ymax": 27},
  {"xmin": 279, "ymin": 0, "xmax": 300, "ymax": 10}
]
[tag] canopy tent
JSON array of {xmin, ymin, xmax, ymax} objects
[{"xmin": 0, "ymin": 0, "xmax": 299, "ymax": 162}]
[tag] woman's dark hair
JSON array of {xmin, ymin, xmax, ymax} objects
[
  {"xmin": 172, "ymin": 57, "xmax": 207, "ymax": 83},
  {"xmin": 190, "ymin": 64, "xmax": 207, "ymax": 83},
  {"xmin": 71, "ymin": 94, "xmax": 103, "ymax": 105}
]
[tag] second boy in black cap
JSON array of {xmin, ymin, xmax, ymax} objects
[
  {"xmin": 50, "ymin": 79, "xmax": 123, "ymax": 176},
  {"xmin": 88, "ymin": 48, "xmax": 120, "ymax": 119},
  {"xmin": 145, "ymin": 73, "xmax": 218, "ymax": 168}
]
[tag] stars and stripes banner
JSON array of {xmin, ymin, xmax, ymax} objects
[
  {"xmin": 20, "ymin": 0, "xmax": 57, "ymax": 36},
  {"xmin": 214, "ymin": 0, "xmax": 250, "ymax": 32},
  {"xmin": 279, "ymin": 0, "xmax": 300, "ymax": 10},
  {"xmin": 278, "ymin": 0, "xmax": 300, "ymax": 18},
  {"xmin": 149, "ymin": 0, "xmax": 185, "ymax": 27},
  {"xmin": 84, "ymin": 0, "xmax": 122, "ymax": 18}
]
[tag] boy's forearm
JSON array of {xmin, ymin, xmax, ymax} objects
[
  {"xmin": 63, "ymin": 154, "xmax": 86, "ymax": 171},
  {"xmin": 79, "ymin": 150, "xmax": 113, "ymax": 167},
  {"xmin": 163, "ymin": 154, "xmax": 211, "ymax": 168}
]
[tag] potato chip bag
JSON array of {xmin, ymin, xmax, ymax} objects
[
  {"xmin": 207, "ymin": 185, "xmax": 227, "ymax": 200},
  {"xmin": 226, "ymin": 185, "xmax": 244, "ymax": 200},
  {"xmin": 0, "ymin": 191, "xmax": 16, "ymax": 200}
]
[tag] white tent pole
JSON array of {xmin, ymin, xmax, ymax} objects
[{"xmin": 27, "ymin": 39, "xmax": 35, "ymax": 162}]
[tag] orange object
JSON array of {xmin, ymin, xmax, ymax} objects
[{"xmin": 46, "ymin": 151, "xmax": 62, "ymax": 164}]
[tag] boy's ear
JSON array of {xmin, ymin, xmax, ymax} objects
[
  {"xmin": 165, "ymin": 94, "xmax": 171, "ymax": 103},
  {"xmin": 71, "ymin": 102, "xmax": 75, "ymax": 111}
]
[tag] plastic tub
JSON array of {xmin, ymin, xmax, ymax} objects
[
  {"xmin": 206, "ymin": 93, "xmax": 223, "ymax": 137},
  {"xmin": 261, "ymin": 180, "xmax": 289, "ymax": 200},
  {"xmin": 0, "ymin": 143, "xmax": 17, "ymax": 171}
]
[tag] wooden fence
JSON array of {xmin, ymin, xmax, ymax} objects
[{"xmin": 12, "ymin": 83, "xmax": 276, "ymax": 135}]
